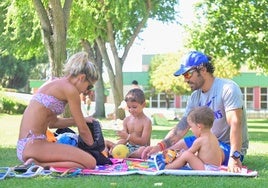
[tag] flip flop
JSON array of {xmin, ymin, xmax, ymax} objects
[
  {"xmin": 153, "ymin": 153, "xmax": 166, "ymax": 171},
  {"xmin": 13, "ymin": 163, "xmax": 33, "ymax": 173},
  {"xmin": 15, "ymin": 165, "xmax": 45, "ymax": 178},
  {"xmin": 40, "ymin": 168, "xmax": 52, "ymax": 176},
  {"xmin": 0, "ymin": 167, "xmax": 12, "ymax": 180}
]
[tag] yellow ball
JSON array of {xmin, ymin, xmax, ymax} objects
[{"xmin": 112, "ymin": 144, "xmax": 130, "ymax": 159}]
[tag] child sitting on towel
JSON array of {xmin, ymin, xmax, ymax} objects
[
  {"xmin": 155, "ymin": 106, "xmax": 223, "ymax": 171},
  {"xmin": 105, "ymin": 88, "xmax": 152, "ymax": 158}
]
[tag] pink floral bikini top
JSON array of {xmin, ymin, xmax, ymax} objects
[{"xmin": 32, "ymin": 93, "xmax": 67, "ymax": 115}]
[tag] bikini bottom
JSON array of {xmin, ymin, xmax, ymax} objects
[{"xmin": 17, "ymin": 130, "xmax": 46, "ymax": 163}]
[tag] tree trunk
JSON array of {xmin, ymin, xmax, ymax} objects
[
  {"xmin": 32, "ymin": 0, "xmax": 72, "ymax": 78},
  {"xmin": 96, "ymin": 38, "xmax": 125, "ymax": 120},
  {"xmin": 32, "ymin": 0, "xmax": 72, "ymax": 118},
  {"xmin": 81, "ymin": 39, "xmax": 106, "ymax": 118},
  {"xmin": 92, "ymin": 1, "xmax": 152, "ymax": 120},
  {"xmin": 113, "ymin": 62, "xmax": 125, "ymax": 120},
  {"xmin": 165, "ymin": 93, "xmax": 170, "ymax": 109}
]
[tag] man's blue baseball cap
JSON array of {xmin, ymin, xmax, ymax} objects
[{"xmin": 174, "ymin": 51, "xmax": 209, "ymax": 76}]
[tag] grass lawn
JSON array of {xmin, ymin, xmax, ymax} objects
[{"xmin": 0, "ymin": 114, "xmax": 267, "ymax": 188}]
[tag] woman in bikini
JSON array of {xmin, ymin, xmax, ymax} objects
[{"xmin": 17, "ymin": 52, "xmax": 99, "ymax": 169}]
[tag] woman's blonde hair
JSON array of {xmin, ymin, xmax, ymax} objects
[{"xmin": 64, "ymin": 52, "xmax": 99, "ymax": 83}]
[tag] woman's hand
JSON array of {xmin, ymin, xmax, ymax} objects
[{"xmin": 84, "ymin": 116, "xmax": 95, "ymax": 123}]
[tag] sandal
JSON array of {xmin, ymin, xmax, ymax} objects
[
  {"xmin": 153, "ymin": 153, "xmax": 166, "ymax": 171},
  {"xmin": 13, "ymin": 163, "xmax": 33, "ymax": 173},
  {"xmin": 15, "ymin": 165, "xmax": 46, "ymax": 178}
]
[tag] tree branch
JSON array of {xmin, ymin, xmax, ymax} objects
[
  {"xmin": 32, "ymin": 0, "xmax": 52, "ymax": 35},
  {"xmin": 121, "ymin": 0, "xmax": 152, "ymax": 62},
  {"xmin": 63, "ymin": 0, "xmax": 73, "ymax": 29}
]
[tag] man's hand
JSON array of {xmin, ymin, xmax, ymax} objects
[
  {"xmin": 228, "ymin": 157, "xmax": 242, "ymax": 173},
  {"xmin": 141, "ymin": 145, "xmax": 161, "ymax": 160}
]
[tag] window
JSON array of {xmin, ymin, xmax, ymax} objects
[
  {"xmin": 240, "ymin": 87, "xmax": 253, "ymax": 109},
  {"xmin": 149, "ymin": 93, "xmax": 175, "ymax": 108},
  {"xmin": 150, "ymin": 93, "xmax": 158, "ymax": 108},
  {"xmin": 260, "ymin": 88, "xmax": 268, "ymax": 109},
  {"xmin": 159, "ymin": 94, "xmax": 166, "ymax": 108},
  {"xmin": 181, "ymin": 95, "xmax": 189, "ymax": 108}
]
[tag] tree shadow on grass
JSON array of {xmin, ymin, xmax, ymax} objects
[
  {"xmin": 248, "ymin": 125, "xmax": 268, "ymax": 130},
  {"xmin": 247, "ymin": 119, "xmax": 268, "ymax": 124},
  {"xmin": 248, "ymin": 120, "xmax": 268, "ymax": 143},
  {"xmin": 249, "ymin": 131, "xmax": 268, "ymax": 143}
]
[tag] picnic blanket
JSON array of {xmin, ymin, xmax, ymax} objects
[{"xmin": 51, "ymin": 158, "xmax": 258, "ymax": 177}]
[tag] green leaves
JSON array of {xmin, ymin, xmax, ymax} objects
[
  {"xmin": 0, "ymin": 0, "xmax": 43, "ymax": 59},
  {"xmin": 186, "ymin": 0, "xmax": 268, "ymax": 72},
  {"xmin": 149, "ymin": 52, "xmax": 191, "ymax": 95}
]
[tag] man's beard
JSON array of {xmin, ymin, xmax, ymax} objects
[{"xmin": 187, "ymin": 73, "xmax": 204, "ymax": 91}]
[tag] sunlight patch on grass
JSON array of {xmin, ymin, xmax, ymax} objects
[
  {"xmin": 249, "ymin": 129, "xmax": 268, "ymax": 132},
  {"xmin": 151, "ymin": 126, "xmax": 173, "ymax": 131},
  {"xmin": 0, "ymin": 115, "xmax": 21, "ymax": 146},
  {"xmin": 248, "ymin": 142, "xmax": 268, "ymax": 155}
]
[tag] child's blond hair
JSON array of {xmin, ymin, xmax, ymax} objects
[{"xmin": 188, "ymin": 106, "xmax": 214, "ymax": 128}]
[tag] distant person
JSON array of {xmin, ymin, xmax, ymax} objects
[
  {"xmin": 80, "ymin": 93, "xmax": 87, "ymax": 117},
  {"xmin": 142, "ymin": 51, "xmax": 249, "ymax": 173},
  {"xmin": 17, "ymin": 52, "xmax": 99, "ymax": 169},
  {"xmin": 132, "ymin": 80, "xmax": 144, "ymax": 91},
  {"xmin": 156, "ymin": 106, "xmax": 222, "ymax": 171},
  {"xmin": 106, "ymin": 88, "xmax": 152, "ymax": 158},
  {"xmin": 80, "ymin": 92, "xmax": 92, "ymax": 116},
  {"xmin": 131, "ymin": 80, "xmax": 140, "ymax": 88},
  {"xmin": 86, "ymin": 93, "xmax": 92, "ymax": 115},
  {"xmin": 118, "ymin": 80, "xmax": 142, "ymax": 111}
]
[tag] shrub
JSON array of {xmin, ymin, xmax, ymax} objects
[{"xmin": 0, "ymin": 93, "xmax": 27, "ymax": 114}]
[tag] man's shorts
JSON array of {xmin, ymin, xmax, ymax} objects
[{"xmin": 184, "ymin": 136, "xmax": 244, "ymax": 166}]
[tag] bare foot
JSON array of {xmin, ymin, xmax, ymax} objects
[
  {"xmin": 24, "ymin": 158, "xmax": 50, "ymax": 169},
  {"xmin": 24, "ymin": 158, "xmax": 36, "ymax": 166}
]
